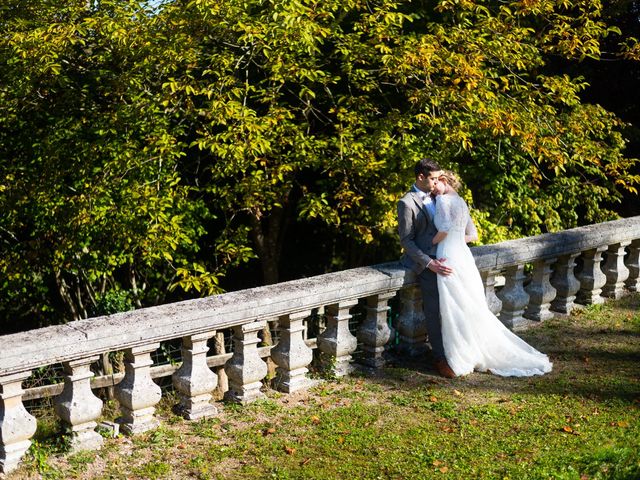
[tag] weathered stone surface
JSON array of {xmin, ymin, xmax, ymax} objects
[
  {"xmin": 115, "ymin": 344, "xmax": 162, "ymax": 435},
  {"xmin": 576, "ymin": 247, "xmax": 608, "ymax": 305},
  {"xmin": 173, "ymin": 332, "xmax": 218, "ymax": 420},
  {"xmin": 271, "ymin": 312, "xmax": 314, "ymax": 393},
  {"xmin": 498, "ymin": 264, "xmax": 530, "ymax": 329},
  {"xmin": 0, "ymin": 372, "xmax": 37, "ymax": 475},
  {"xmin": 54, "ymin": 357, "xmax": 103, "ymax": 452},
  {"xmin": 357, "ymin": 292, "xmax": 395, "ymax": 368},
  {"xmin": 318, "ymin": 300, "xmax": 359, "ymax": 377},
  {"xmin": 550, "ymin": 253, "xmax": 581, "ymax": 314},
  {"xmin": 524, "ymin": 259, "xmax": 557, "ymax": 322},
  {"xmin": 396, "ymin": 284, "xmax": 428, "ymax": 357},
  {"xmin": 626, "ymin": 239, "xmax": 640, "ymax": 292},
  {"xmin": 602, "ymin": 242, "xmax": 631, "ymax": 299},
  {"xmin": 224, "ymin": 321, "xmax": 268, "ymax": 404},
  {"xmin": 480, "ymin": 270, "xmax": 502, "ymax": 315}
]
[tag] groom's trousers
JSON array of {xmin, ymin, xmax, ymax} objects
[{"xmin": 417, "ymin": 266, "xmax": 445, "ymax": 361}]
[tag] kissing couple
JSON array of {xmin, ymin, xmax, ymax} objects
[{"xmin": 397, "ymin": 159, "xmax": 552, "ymax": 378}]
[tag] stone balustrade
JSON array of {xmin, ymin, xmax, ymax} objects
[{"xmin": 1, "ymin": 216, "xmax": 639, "ymax": 474}]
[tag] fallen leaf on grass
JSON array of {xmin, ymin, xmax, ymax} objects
[
  {"xmin": 430, "ymin": 396, "xmax": 438, "ymax": 402},
  {"xmin": 337, "ymin": 436, "xmax": 345, "ymax": 444},
  {"xmin": 560, "ymin": 426, "xmax": 580, "ymax": 435},
  {"xmin": 300, "ymin": 458, "xmax": 311, "ymax": 466},
  {"xmin": 310, "ymin": 415, "xmax": 321, "ymax": 425},
  {"xmin": 453, "ymin": 389, "xmax": 463, "ymax": 396},
  {"xmin": 284, "ymin": 446, "xmax": 296, "ymax": 455},
  {"xmin": 263, "ymin": 427, "xmax": 276, "ymax": 436},
  {"xmin": 611, "ymin": 421, "xmax": 629, "ymax": 428},
  {"xmin": 432, "ymin": 460, "xmax": 443, "ymax": 467},
  {"xmin": 439, "ymin": 466, "xmax": 449, "ymax": 473}
]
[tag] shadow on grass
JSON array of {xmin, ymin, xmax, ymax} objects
[{"xmin": 374, "ymin": 294, "xmax": 640, "ymax": 404}]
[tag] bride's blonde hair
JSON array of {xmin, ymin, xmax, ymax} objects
[{"xmin": 439, "ymin": 170, "xmax": 461, "ymax": 191}]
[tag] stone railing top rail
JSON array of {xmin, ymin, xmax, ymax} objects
[
  {"xmin": 1, "ymin": 216, "xmax": 639, "ymax": 377},
  {"xmin": 471, "ymin": 216, "xmax": 640, "ymax": 270}
]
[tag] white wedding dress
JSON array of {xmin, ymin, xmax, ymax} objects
[{"xmin": 434, "ymin": 193, "xmax": 552, "ymax": 377}]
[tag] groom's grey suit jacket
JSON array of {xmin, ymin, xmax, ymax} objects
[{"xmin": 397, "ymin": 190, "xmax": 439, "ymax": 274}]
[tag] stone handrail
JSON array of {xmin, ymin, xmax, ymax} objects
[{"xmin": 1, "ymin": 216, "xmax": 639, "ymax": 474}]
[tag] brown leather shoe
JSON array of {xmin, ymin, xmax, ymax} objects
[{"xmin": 434, "ymin": 359, "xmax": 456, "ymax": 379}]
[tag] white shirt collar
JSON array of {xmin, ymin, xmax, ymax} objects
[{"xmin": 412, "ymin": 184, "xmax": 432, "ymax": 202}]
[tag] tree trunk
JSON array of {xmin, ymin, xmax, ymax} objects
[
  {"xmin": 248, "ymin": 195, "xmax": 292, "ymax": 380},
  {"xmin": 249, "ymin": 198, "xmax": 292, "ymax": 286},
  {"xmin": 54, "ymin": 269, "xmax": 81, "ymax": 322}
]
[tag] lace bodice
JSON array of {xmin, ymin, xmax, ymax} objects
[{"xmin": 434, "ymin": 193, "xmax": 477, "ymax": 238}]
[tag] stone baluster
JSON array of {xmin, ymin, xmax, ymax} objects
[
  {"xmin": 524, "ymin": 258, "xmax": 557, "ymax": 322},
  {"xmin": 625, "ymin": 239, "xmax": 640, "ymax": 292},
  {"xmin": 224, "ymin": 321, "xmax": 268, "ymax": 404},
  {"xmin": 317, "ymin": 299, "xmax": 358, "ymax": 377},
  {"xmin": 602, "ymin": 241, "xmax": 631, "ymax": 299},
  {"xmin": 480, "ymin": 270, "xmax": 503, "ymax": 316},
  {"xmin": 395, "ymin": 285, "xmax": 427, "ymax": 356},
  {"xmin": 54, "ymin": 357, "xmax": 103, "ymax": 451},
  {"xmin": 550, "ymin": 253, "xmax": 581, "ymax": 314},
  {"xmin": 0, "ymin": 372, "xmax": 37, "ymax": 475},
  {"xmin": 357, "ymin": 292, "xmax": 395, "ymax": 368},
  {"xmin": 271, "ymin": 311, "xmax": 314, "ymax": 393},
  {"xmin": 115, "ymin": 344, "xmax": 162, "ymax": 435},
  {"xmin": 497, "ymin": 264, "xmax": 530, "ymax": 329},
  {"xmin": 172, "ymin": 332, "xmax": 218, "ymax": 420},
  {"xmin": 576, "ymin": 246, "xmax": 607, "ymax": 305}
]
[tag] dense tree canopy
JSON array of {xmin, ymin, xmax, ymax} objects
[{"xmin": 1, "ymin": 0, "xmax": 638, "ymax": 331}]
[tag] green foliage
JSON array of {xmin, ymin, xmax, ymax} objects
[
  {"xmin": 1, "ymin": 0, "xmax": 638, "ymax": 329},
  {"xmin": 91, "ymin": 289, "xmax": 134, "ymax": 317}
]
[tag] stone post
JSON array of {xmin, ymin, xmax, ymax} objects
[
  {"xmin": 224, "ymin": 321, "xmax": 268, "ymax": 404},
  {"xmin": 625, "ymin": 239, "xmax": 640, "ymax": 292},
  {"xmin": 480, "ymin": 270, "xmax": 503, "ymax": 316},
  {"xmin": 576, "ymin": 246, "xmax": 607, "ymax": 305},
  {"xmin": 172, "ymin": 332, "xmax": 218, "ymax": 420},
  {"xmin": 357, "ymin": 292, "xmax": 395, "ymax": 368},
  {"xmin": 0, "ymin": 372, "xmax": 37, "ymax": 475},
  {"xmin": 497, "ymin": 264, "xmax": 530, "ymax": 329},
  {"xmin": 54, "ymin": 357, "xmax": 103, "ymax": 452},
  {"xmin": 602, "ymin": 241, "xmax": 631, "ymax": 299},
  {"xmin": 524, "ymin": 258, "xmax": 557, "ymax": 322},
  {"xmin": 550, "ymin": 253, "xmax": 581, "ymax": 314},
  {"xmin": 317, "ymin": 299, "xmax": 358, "ymax": 377},
  {"xmin": 115, "ymin": 344, "xmax": 162, "ymax": 435},
  {"xmin": 395, "ymin": 285, "xmax": 428, "ymax": 356},
  {"xmin": 271, "ymin": 311, "xmax": 314, "ymax": 393}
]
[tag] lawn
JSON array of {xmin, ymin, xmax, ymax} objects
[{"xmin": 11, "ymin": 294, "xmax": 640, "ymax": 480}]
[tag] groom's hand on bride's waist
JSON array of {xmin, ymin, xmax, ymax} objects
[{"xmin": 427, "ymin": 258, "xmax": 453, "ymax": 276}]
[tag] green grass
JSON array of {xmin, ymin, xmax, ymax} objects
[{"xmin": 12, "ymin": 294, "xmax": 640, "ymax": 480}]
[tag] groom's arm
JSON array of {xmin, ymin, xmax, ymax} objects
[{"xmin": 397, "ymin": 199, "xmax": 433, "ymax": 271}]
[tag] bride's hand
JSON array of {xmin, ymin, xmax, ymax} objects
[{"xmin": 428, "ymin": 258, "xmax": 453, "ymax": 276}]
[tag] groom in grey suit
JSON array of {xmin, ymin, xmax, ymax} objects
[{"xmin": 397, "ymin": 158, "xmax": 455, "ymax": 378}]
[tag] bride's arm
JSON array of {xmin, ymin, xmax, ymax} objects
[
  {"xmin": 432, "ymin": 231, "xmax": 448, "ymax": 244},
  {"xmin": 464, "ymin": 208, "xmax": 479, "ymax": 243},
  {"xmin": 433, "ymin": 195, "xmax": 452, "ymax": 244}
]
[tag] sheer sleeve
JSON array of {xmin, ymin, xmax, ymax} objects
[
  {"xmin": 434, "ymin": 196, "xmax": 454, "ymax": 232},
  {"xmin": 465, "ymin": 210, "xmax": 479, "ymax": 242}
]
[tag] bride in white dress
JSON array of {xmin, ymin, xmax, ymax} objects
[{"xmin": 432, "ymin": 171, "xmax": 552, "ymax": 377}]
